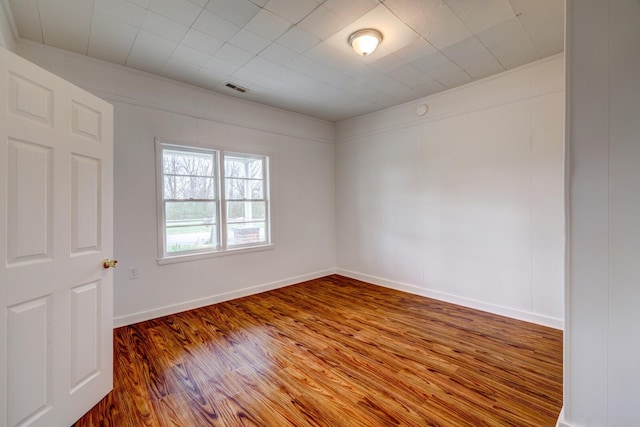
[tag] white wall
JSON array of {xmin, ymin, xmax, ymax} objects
[
  {"xmin": 335, "ymin": 55, "xmax": 565, "ymax": 328},
  {"xmin": 562, "ymin": 0, "xmax": 640, "ymax": 425},
  {"xmin": 17, "ymin": 42, "xmax": 336, "ymax": 326}
]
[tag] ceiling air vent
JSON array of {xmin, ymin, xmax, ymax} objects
[{"xmin": 225, "ymin": 83, "xmax": 248, "ymax": 93}]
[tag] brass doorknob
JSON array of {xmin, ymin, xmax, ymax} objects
[{"xmin": 103, "ymin": 258, "xmax": 118, "ymax": 269}]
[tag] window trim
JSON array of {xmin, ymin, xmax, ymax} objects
[{"xmin": 155, "ymin": 138, "xmax": 273, "ymax": 264}]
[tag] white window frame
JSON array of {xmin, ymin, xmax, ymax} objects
[
  {"xmin": 156, "ymin": 139, "xmax": 273, "ymax": 264},
  {"xmin": 222, "ymin": 151, "xmax": 271, "ymax": 250}
]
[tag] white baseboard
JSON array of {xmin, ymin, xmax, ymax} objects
[
  {"xmin": 113, "ymin": 268, "xmax": 336, "ymax": 327},
  {"xmin": 114, "ymin": 268, "xmax": 563, "ymax": 330},
  {"xmin": 556, "ymin": 407, "xmax": 571, "ymax": 427},
  {"xmin": 336, "ymin": 269, "xmax": 564, "ymax": 330}
]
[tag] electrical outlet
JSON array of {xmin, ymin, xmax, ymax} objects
[{"xmin": 128, "ymin": 267, "xmax": 139, "ymax": 280}]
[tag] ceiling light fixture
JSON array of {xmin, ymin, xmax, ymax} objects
[{"xmin": 348, "ymin": 29, "xmax": 383, "ymax": 57}]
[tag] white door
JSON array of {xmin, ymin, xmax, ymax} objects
[{"xmin": 0, "ymin": 48, "xmax": 113, "ymax": 426}]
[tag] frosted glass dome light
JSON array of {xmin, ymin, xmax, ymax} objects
[{"xmin": 349, "ymin": 29, "xmax": 383, "ymax": 57}]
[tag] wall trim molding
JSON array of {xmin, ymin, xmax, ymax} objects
[
  {"xmin": 336, "ymin": 269, "xmax": 564, "ymax": 330},
  {"xmin": 113, "ymin": 268, "xmax": 336, "ymax": 327},
  {"xmin": 335, "ymin": 85, "xmax": 563, "ymax": 144},
  {"xmin": 335, "ymin": 54, "xmax": 564, "ymax": 144},
  {"xmin": 15, "ymin": 39, "xmax": 335, "ymax": 145},
  {"xmin": 100, "ymin": 92, "xmax": 334, "ymax": 146}
]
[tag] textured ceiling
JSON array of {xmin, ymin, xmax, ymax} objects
[{"xmin": 4, "ymin": 0, "xmax": 564, "ymax": 122}]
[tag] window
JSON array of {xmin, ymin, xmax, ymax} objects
[
  {"xmin": 224, "ymin": 153, "xmax": 269, "ymax": 247},
  {"xmin": 156, "ymin": 140, "xmax": 270, "ymax": 261}
]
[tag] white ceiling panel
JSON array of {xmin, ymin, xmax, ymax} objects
[
  {"xmin": 193, "ymin": 9, "xmax": 241, "ymax": 41},
  {"xmin": 394, "ymin": 38, "xmax": 438, "ymax": 62},
  {"xmin": 425, "ymin": 60, "xmax": 465, "ymax": 79},
  {"xmin": 9, "ymin": 0, "xmax": 42, "ymax": 43},
  {"xmin": 149, "ymin": 0, "xmax": 202, "ymax": 26},
  {"xmin": 323, "ymin": 0, "xmax": 379, "ymax": 22},
  {"xmin": 414, "ymin": 80, "xmax": 447, "ymax": 97},
  {"xmin": 245, "ymin": 9, "xmax": 292, "ymax": 40},
  {"xmin": 258, "ymin": 42, "xmax": 299, "ymax": 64},
  {"xmin": 94, "ymin": 0, "xmax": 147, "ymax": 28},
  {"xmin": 127, "ymin": 0, "xmax": 152, "ymax": 8},
  {"xmin": 445, "ymin": 0, "xmax": 514, "ymax": 34},
  {"xmin": 215, "ymin": 43, "xmax": 254, "ymax": 66},
  {"xmin": 159, "ymin": 58, "xmax": 200, "ymax": 81},
  {"xmin": 442, "ymin": 36, "xmax": 504, "ymax": 78},
  {"xmin": 297, "ymin": 6, "xmax": 346, "ymax": 40},
  {"xmin": 126, "ymin": 46, "xmax": 169, "ymax": 74},
  {"xmin": 170, "ymin": 44, "xmax": 210, "ymax": 67},
  {"xmin": 205, "ymin": 0, "xmax": 261, "ymax": 27},
  {"xmin": 411, "ymin": 51, "xmax": 451, "ymax": 73},
  {"xmin": 228, "ymin": 29, "xmax": 271, "ymax": 54},
  {"xmin": 383, "ymin": 0, "xmax": 471, "ymax": 49},
  {"xmin": 423, "ymin": 15, "xmax": 472, "ymax": 50},
  {"xmin": 507, "ymin": 0, "xmax": 542, "ymax": 14},
  {"xmin": 477, "ymin": 17, "xmax": 540, "ymax": 69},
  {"xmin": 370, "ymin": 53, "xmax": 408, "ymax": 73},
  {"xmin": 230, "ymin": 67, "xmax": 265, "ymax": 85},
  {"xmin": 304, "ymin": 42, "xmax": 365, "ymax": 74},
  {"xmin": 264, "ymin": 0, "xmax": 320, "ymax": 24},
  {"xmin": 203, "ymin": 56, "xmax": 241, "ymax": 76},
  {"xmin": 133, "ymin": 30, "xmax": 178, "ymax": 56},
  {"xmin": 277, "ymin": 26, "xmax": 320, "ymax": 53},
  {"xmin": 518, "ymin": 0, "xmax": 564, "ymax": 58},
  {"xmin": 38, "ymin": 0, "xmax": 92, "ymax": 54},
  {"xmin": 181, "ymin": 29, "xmax": 224, "ymax": 56},
  {"xmin": 437, "ymin": 68, "xmax": 473, "ymax": 88},
  {"xmin": 88, "ymin": 13, "xmax": 138, "ymax": 65},
  {"xmin": 189, "ymin": 68, "xmax": 228, "ymax": 90},
  {"xmin": 7, "ymin": 0, "xmax": 564, "ymax": 122},
  {"xmin": 244, "ymin": 56, "xmax": 281, "ymax": 74},
  {"xmin": 141, "ymin": 11, "xmax": 189, "ymax": 42},
  {"xmin": 387, "ymin": 63, "xmax": 436, "ymax": 88}
]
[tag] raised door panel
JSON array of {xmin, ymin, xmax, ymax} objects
[
  {"xmin": 8, "ymin": 73, "xmax": 53, "ymax": 127},
  {"xmin": 6, "ymin": 296, "xmax": 52, "ymax": 427},
  {"xmin": 70, "ymin": 281, "xmax": 100, "ymax": 392},
  {"xmin": 6, "ymin": 138, "xmax": 52, "ymax": 265},
  {"xmin": 71, "ymin": 155, "xmax": 101, "ymax": 254},
  {"xmin": 71, "ymin": 101, "xmax": 102, "ymax": 143}
]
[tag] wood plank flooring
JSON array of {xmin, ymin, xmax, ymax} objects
[{"xmin": 74, "ymin": 275, "xmax": 563, "ymax": 426}]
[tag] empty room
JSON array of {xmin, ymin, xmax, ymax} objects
[{"xmin": 1, "ymin": 0, "xmax": 639, "ymax": 426}]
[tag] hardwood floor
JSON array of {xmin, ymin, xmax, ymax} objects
[{"xmin": 74, "ymin": 275, "xmax": 563, "ymax": 426}]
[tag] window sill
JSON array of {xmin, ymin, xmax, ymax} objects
[{"xmin": 157, "ymin": 244, "xmax": 275, "ymax": 265}]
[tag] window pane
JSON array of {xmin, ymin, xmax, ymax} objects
[
  {"xmin": 166, "ymin": 200, "xmax": 216, "ymax": 223},
  {"xmin": 247, "ymin": 158, "xmax": 263, "ymax": 178},
  {"xmin": 164, "ymin": 176, "xmax": 215, "ymax": 199},
  {"xmin": 227, "ymin": 222, "xmax": 266, "ymax": 246},
  {"xmin": 166, "ymin": 225, "xmax": 217, "ymax": 253},
  {"xmin": 225, "ymin": 178, "xmax": 245, "ymax": 200},
  {"xmin": 224, "ymin": 159, "xmax": 246, "ymax": 178},
  {"xmin": 226, "ymin": 201, "xmax": 266, "ymax": 223},
  {"xmin": 164, "ymin": 149, "xmax": 214, "ymax": 176},
  {"xmin": 225, "ymin": 155, "xmax": 263, "ymax": 179},
  {"xmin": 251, "ymin": 180, "xmax": 264, "ymax": 199},
  {"xmin": 165, "ymin": 201, "xmax": 217, "ymax": 253},
  {"xmin": 226, "ymin": 201, "xmax": 245, "ymax": 222}
]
